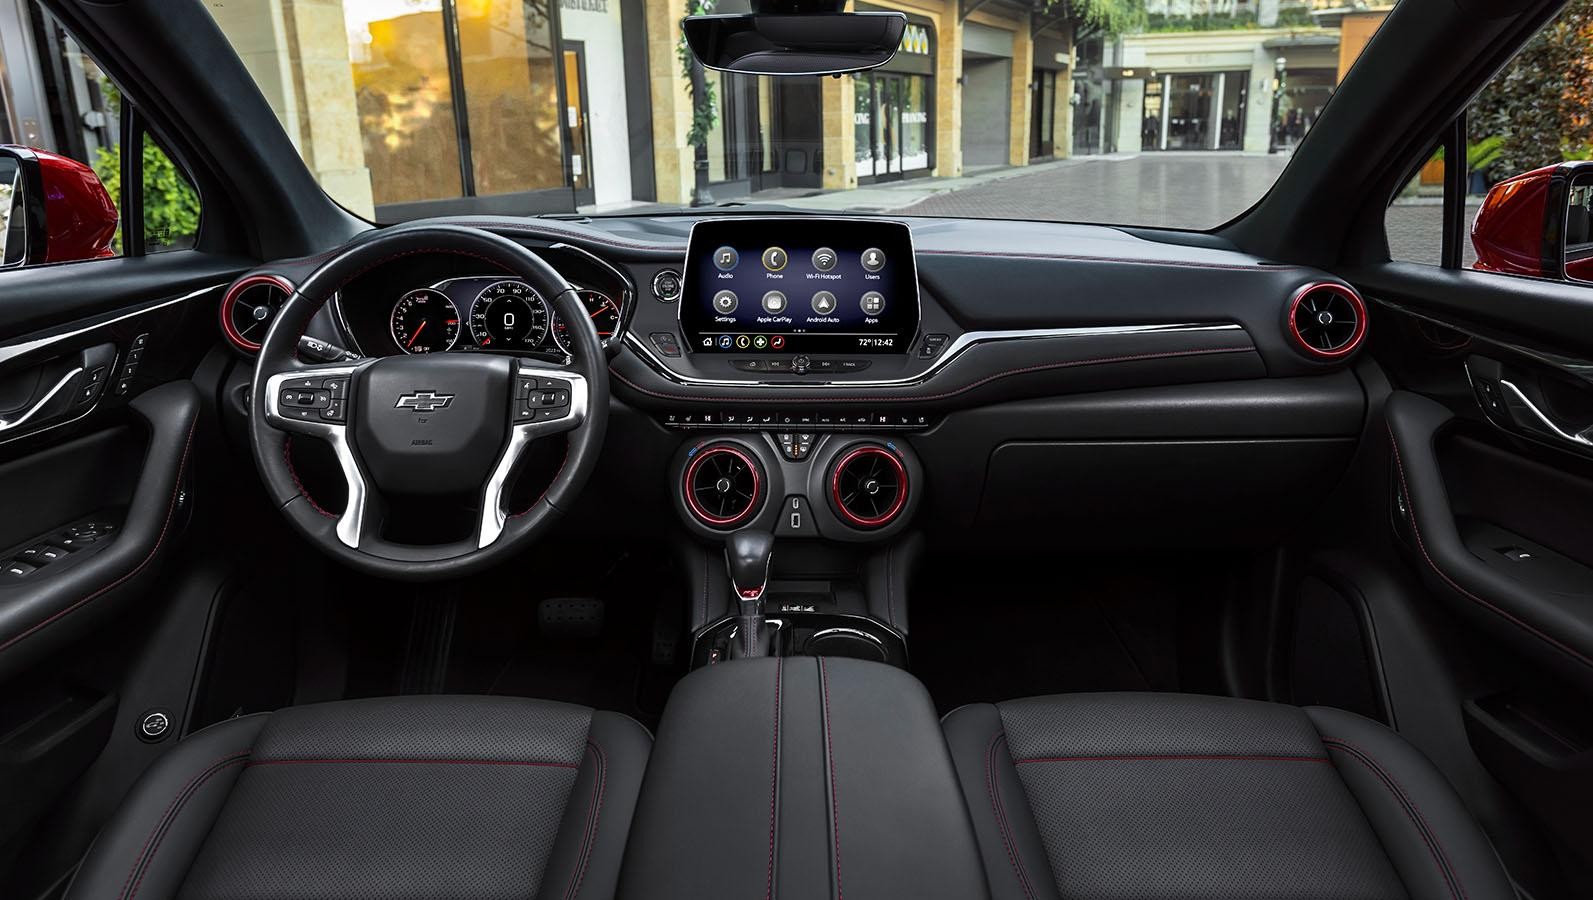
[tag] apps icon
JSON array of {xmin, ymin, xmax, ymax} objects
[
  {"xmin": 761, "ymin": 247, "xmax": 788, "ymax": 271},
  {"xmin": 713, "ymin": 246, "xmax": 739, "ymax": 271},
  {"xmin": 812, "ymin": 247, "xmax": 838, "ymax": 271},
  {"xmin": 713, "ymin": 290, "xmax": 739, "ymax": 314},
  {"xmin": 861, "ymin": 248, "xmax": 886, "ymax": 272},
  {"xmin": 811, "ymin": 291, "xmax": 838, "ymax": 315},
  {"xmin": 860, "ymin": 291, "xmax": 886, "ymax": 315}
]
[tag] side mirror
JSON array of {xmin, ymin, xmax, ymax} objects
[
  {"xmin": 0, "ymin": 145, "xmax": 119, "ymax": 268},
  {"xmin": 1471, "ymin": 159, "xmax": 1593, "ymax": 283},
  {"xmin": 683, "ymin": 0, "xmax": 906, "ymax": 76}
]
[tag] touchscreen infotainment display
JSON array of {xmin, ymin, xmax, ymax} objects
[{"xmin": 680, "ymin": 218, "xmax": 919, "ymax": 354}]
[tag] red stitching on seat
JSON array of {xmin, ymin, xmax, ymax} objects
[
  {"xmin": 765, "ymin": 658, "xmax": 783, "ymax": 900},
  {"xmin": 245, "ymin": 757, "xmax": 579, "ymax": 768},
  {"xmin": 819, "ymin": 658, "xmax": 843, "ymax": 900},
  {"xmin": 563, "ymin": 740, "xmax": 608, "ymax": 900},
  {"xmin": 986, "ymin": 732, "xmax": 1038, "ymax": 900},
  {"xmin": 0, "ymin": 414, "xmax": 198, "ymax": 656},
  {"xmin": 610, "ymin": 344, "xmax": 1253, "ymax": 405},
  {"xmin": 1013, "ymin": 753, "xmax": 1329, "ymax": 764},
  {"xmin": 122, "ymin": 750, "xmax": 250, "ymax": 900},
  {"xmin": 1323, "ymin": 737, "xmax": 1466, "ymax": 900},
  {"xmin": 1386, "ymin": 425, "xmax": 1593, "ymax": 669}
]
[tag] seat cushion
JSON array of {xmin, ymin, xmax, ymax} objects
[
  {"xmin": 942, "ymin": 692, "xmax": 1516, "ymax": 900},
  {"xmin": 66, "ymin": 695, "xmax": 651, "ymax": 900}
]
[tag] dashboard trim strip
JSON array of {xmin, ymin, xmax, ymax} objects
[
  {"xmin": 620, "ymin": 322, "xmax": 1246, "ymax": 389},
  {"xmin": 0, "ymin": 282, "xmax": 226, "ymax": 369}
]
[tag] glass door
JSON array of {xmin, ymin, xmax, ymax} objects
[{"xmin": 561, "ymin": 41, "xmax": 594, "ymax": 205}]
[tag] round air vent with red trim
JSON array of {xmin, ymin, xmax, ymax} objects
[
  {"xmin": 1287, "ymin": 282, "xmax": 1367, "ymax": 359},
  {"xmin": 221, "ymin": 274, "xmax": 293, "ymax": 353},
  {"xmin": 829, "ymin": 445, "xmax": 909, "ymax": 530},
  {"xmin": 683, "ymin": 444, "xmax": 764, "ymax": 529}
]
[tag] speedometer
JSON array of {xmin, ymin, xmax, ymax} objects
[
  {"xmin": 390, "ymin": 289, "xmax": 460, "ymax": 354},
  {"xmin": 469, "ymin": 280, "xmax": 550, "ymax": 350}
]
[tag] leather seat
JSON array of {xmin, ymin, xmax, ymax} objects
[
  {"xmin": 65, "ymin": 695, "xmax": 650, "ymax": 900},
  {"xmin": 943, "ymin": 692, "xmax": 1515, "ymax": 900}
]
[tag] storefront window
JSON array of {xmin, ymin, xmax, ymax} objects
[
  {"xmin": 345, "ymin": 0, "xmax": 463, "ymax": 205},
  {"xmin": 456, "ymin": 0, "xmax": 564, "ymax": 197}
]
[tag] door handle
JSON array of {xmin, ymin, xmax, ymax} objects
[
  {"xmin": 0, "ymin": 367, "xmax": 83, "ymax": 433},
  {"xmin": 1498, "ymin": 379, "xmax": 1593, "ymax": 449}
]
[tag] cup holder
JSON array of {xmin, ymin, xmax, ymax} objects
[{"xmin": 803, "ymin": 626, "xmax": 890, "ymax": 662}]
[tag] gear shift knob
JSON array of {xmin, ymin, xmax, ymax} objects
[{"xmin": 726, "ymin": 528, "xmax": 775, "ymax": 614}]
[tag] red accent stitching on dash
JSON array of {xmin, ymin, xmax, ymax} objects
[
  {"xmin": 122, "ymin": 751, "xmax": 250, "ymax": 900},
  {"xmin": 819, "ymin": 658, "xmax": 843, "ymax": 900},
  {"xmin": 245, "ymin": 757, "xmax": 580, "ymax": 768},
  {"xmin": 765, "ymin": 658, "xmax": 784, "ymax": 900},
  {"xmin": 1013, "ymin": 754, "xmax": 1329, "ymax": 764},
  {"xmin": 610, "ymin": 344, "xmax": 1253, "ymax": 406},
  {"xmin": 1386, "ymin": 425, "xmax": 1593, "ymax": 669},
  {"xmin": 0, "ymin": 414, "xmax": 198, "ymax": 657},
  {"xmin": 1323, "ymin": 737, "xmax": 1466, "ymax": 900},
  {"xmin": 564, "ymin": 740, "xmax": 608, "ymax": 900},
  {"xmin": 283, "ymin": 436, "xmax": 336, "ymax": 518},
  {"xmin": 986, "ymin": 733, "xmax": 1038, "ymax": 900}
]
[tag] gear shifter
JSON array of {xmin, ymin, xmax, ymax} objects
[{"xmin": 725, "ymin": 528, "xmax": 775, "ymax": 658}]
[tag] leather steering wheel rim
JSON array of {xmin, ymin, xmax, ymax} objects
[{"xmin": 247, "ymin": 223, "xmax": 610, "ymax": 581}]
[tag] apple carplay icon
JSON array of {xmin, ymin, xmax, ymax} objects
[{"xmin": 812, "ymin": 247, "xmax": 837, "ymax": 272}]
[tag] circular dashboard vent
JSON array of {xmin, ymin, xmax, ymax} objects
[
  {"xmin": 221, "ymin": 274, "xmax": 293, "ymax": 353},
  {"xmin": 684, "ymin": 444, "xmax": 763, "ymax": 528},
  {"xmin": 1288, "ymin": 282, "xmax": 1367, "ymax": 359},
  {"xmin": 829, "ymin": 445, "xmax": 908, "ymax": 530}
]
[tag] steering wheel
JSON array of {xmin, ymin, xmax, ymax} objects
[{"xmin": 248, "ymin": 224, "xmax": 610, "ymax": 580}]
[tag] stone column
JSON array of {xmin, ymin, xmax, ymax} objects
[
  {"xmin": 1008, "ymin": 23, "xmax": 1032, "ymax": 167},
  {"xmin": 210, "ymin": 0, "xmax": 375, "ymax": 217},
  {"xmin": 647, "ymin": 0, "xmax": 695, "ymax": 205},
  {"xmin": 933, "ymin": 3, "xmax": 961, "ymax": 178},
  {"xmin": 822, "ymin": 75, "xmax": 856, "ymax": 190}
]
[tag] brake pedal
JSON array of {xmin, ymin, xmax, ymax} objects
[{"xmin": 538, "ymin": 597, "xmax": 604, "ymax": 638}]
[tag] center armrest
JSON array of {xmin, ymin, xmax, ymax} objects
[{"xmin": 617, "ymin": 656, "xmax": 990, "ymax": 900}]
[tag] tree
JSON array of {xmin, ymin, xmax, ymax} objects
[
  {"xmin": 678, "ymin": 0, "xmax": 720, "ymax": 206},
  {"xmin": 1031, "ymin": 0, "xmax": 1147, "ymax": 42},
  {"xmin": 1470, "ymin": 0, "xmax": 1593, "ymax": 179}
]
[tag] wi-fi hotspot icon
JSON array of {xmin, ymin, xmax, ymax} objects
[{"xmin": 813, "ymin": 248, "xmax": 837, "ymax": 271}]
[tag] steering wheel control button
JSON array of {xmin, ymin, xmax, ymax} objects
[
  {"xmin": 137, "ymin": 709, "xmax": 173, "ymax": 743},
  {"xmin": 811, "ymin": 291, "xmax": 838, "ymax": 315},
  {"xmin": 652, "ymin": 270, "xmax": 682, "ymax": 303},
  {"xmin": 812, "ymin": 247, "xmax": 838, "ymax": 272},
  {"xmin": 860, "ymin": 248, "xmax": 886, "ymax": 272},
  {"xmin": 712, "ymin": 247, "xmax": 739, "ymax": 271},
  {"xmin": 860, "ymin": 292, "xmax": 886, "ymax": 315},
  {"xmin": 761, "ymin": 247, "xmax": 787, "ymax": 271},
  {"xmin": 713, "ymin": 291, "xmax": 739, "ymax": 315},
  {"xmin": 649, "ymin": 332, "xmax": 682, "ymax": 357},
  {"xmin": 917, "ymin": 333, "xmax": 951, "ymax": 358},
  {"xmin": 321, "ymin": 400, "xmax": 346, "ymax": 423},
  {"xmin": 761, "ymin": 291, "xmax": 788, "ymax": 314}
]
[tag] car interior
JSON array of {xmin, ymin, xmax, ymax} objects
[{"xmin": 1, "ymin": 0, "xmax": 1592, "ymax": 897}]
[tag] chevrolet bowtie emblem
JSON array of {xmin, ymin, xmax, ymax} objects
[{"xmin": 395, "ymin": 390, "xmax": 455, "ymax": 412}]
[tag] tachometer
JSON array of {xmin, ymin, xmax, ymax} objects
[
  {"xmin": 390, "ymin": 289, "xmax": 460, "ymax": 354},
  {"xmin": 470, "ymin": 280, "xmax": 550, "ymax": 350},
  {"xmin": 552, "ymin": 289, "xmax": 623, "ymax": 354}
]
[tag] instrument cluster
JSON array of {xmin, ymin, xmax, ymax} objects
[{"xmin": 388, "ymin": 276, "xmax": 623, "ymax": 356}]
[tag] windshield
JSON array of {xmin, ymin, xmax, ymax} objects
[{"xmin": 208, "ymin": 0, "xmax": 1394, "ymax": 228}]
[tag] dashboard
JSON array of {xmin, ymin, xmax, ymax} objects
[{"xmin": 329, "ymin": 244, "xmax": 633, "ymax": 361}]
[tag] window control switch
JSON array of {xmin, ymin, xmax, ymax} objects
[{"xmin": 2, "ymin": 560, "xmax": 38, "ymax": 578}]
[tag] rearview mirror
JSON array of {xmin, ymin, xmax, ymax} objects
[
  {"xmin": 0, "ymin": 145, "xmax": 119, "ymax": 267},
  {"xmin": 683, "ymin": 0, "xmax": 906, "ymax": 76},
  {"xmin": 1471, "ymin": 159, "xmax": 1593, "ymax": 284}
]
